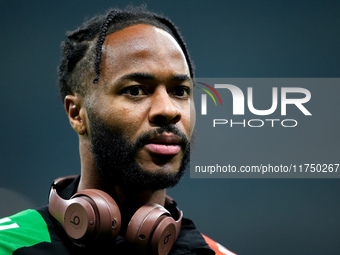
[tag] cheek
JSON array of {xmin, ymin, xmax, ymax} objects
[
  {"xmin": 108, "ymin": 105, "xmax": 148, "ymax": 138},
  {"xmin": 178, "ymin": 104, "xmax": 193, "ymax": 139}
]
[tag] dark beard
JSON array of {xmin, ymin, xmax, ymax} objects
[{"xmin": 87, "ymin": 109, "xmax": 190, "ymax": 192}]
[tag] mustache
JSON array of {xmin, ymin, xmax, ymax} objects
[{"xmin": 134, "ymin": 124, "xmax": 189, "ymax": 149}]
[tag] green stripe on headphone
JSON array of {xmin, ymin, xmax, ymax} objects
[{"xmin": 0, "ymin": 209, "xmax": 51, "ymax": 254}]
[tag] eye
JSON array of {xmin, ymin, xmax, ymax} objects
[
  {"xmin": 121, "ymin": 86, "xmax": 146, "ymax": 97},
  {"xmin": 173, "ymin": 86, "xmax": 190, "ymax": 98}
]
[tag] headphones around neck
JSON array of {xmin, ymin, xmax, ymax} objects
[{"xmin": 48, "ymin": 175, "xmax": 182, "ymax": 255}]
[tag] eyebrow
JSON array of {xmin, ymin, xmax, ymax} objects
[{"xmin": 117, "ymin": 72, "xmax": 192, "ymax": 83}]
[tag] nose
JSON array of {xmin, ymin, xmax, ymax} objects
[{"xmin": 148, "ymin": 87, "xmax": 181, "ymax": 126}]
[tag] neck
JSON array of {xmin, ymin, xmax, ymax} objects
[{"xmin": 77, "ymin": 136, "xmax": 167, "ymax": 233}]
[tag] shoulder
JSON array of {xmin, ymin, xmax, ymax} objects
[
  {"xmin": 0, "ymin": 209, "xmax": 51, "ymax": 254},
  {"xmin": 201, "ymin": 234, "xmax": 237, "ymax": 255},
  {"xmin": 174, "ymin": 217, "xmax": 236, "ymax": 255}
]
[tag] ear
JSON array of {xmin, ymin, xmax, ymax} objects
[{"xmin": 64, "ymin": 95, "xmax": 87, "ymax": 135}]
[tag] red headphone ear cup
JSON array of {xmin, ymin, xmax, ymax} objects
[
  {"xmin": 63, "ymin": 196, "xmax": 98, "ymax": 245},
  {"xmin": 72, "ymin": 190, "xmax": 121, "ymax": 243},
  {"xmin": 151, "ymin": 217, "xmax": 177, "ymax": 255},
  {"xmin": 125, "ymin": 204, "xmax": 176, "ymax": 255},
  {"xmin": 62, "ymin": 189, "xmax": 121, "ymax": 246},
  {"xmin": 49, "ymin": 177, "xmax": 122, "ymax": 246}
]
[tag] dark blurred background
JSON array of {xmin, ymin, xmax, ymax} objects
[{"xmin": 1, "ymin": 1, "xmax": 339, "ymax": 254}]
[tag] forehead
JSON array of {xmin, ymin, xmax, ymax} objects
[{"xmin": 99, "ymin": 24, "xmax": 190, "ymax": 83}]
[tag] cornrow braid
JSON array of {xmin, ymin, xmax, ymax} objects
[
  {"xmin": 58, "ymin": 6, "xmax": 194, "ymax": 101},
  {"xmin": 93, "ymin": 9, "xmax": 120, "ymax": 83},
  {"xmin": 152, "ymin": 15, "xmax": 195, "ymax": 78}
]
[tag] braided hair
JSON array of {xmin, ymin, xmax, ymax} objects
[{"xmin": 58, "ymin": 6, "xmax": 194, "ymax": 101}]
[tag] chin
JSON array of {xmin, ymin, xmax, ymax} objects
[
  {"xmin": 138, "ymin": 162, "xmax": 182, "ymax": 175},
  {"xmin": 137, "ymin": 155, "xmax": 183, "ymax": 173}
]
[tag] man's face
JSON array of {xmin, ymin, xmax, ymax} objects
[{"xmin": 84, "ymin": 24, "xmax": 195, "ymax": 190}]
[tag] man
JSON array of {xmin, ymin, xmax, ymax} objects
[{"xmin": 0, "ymin": 6, "xmax": 234, "ymax": 255}]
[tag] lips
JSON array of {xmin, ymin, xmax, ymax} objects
[{"xmin": 143, "ymin": 134, "xmax": 182, "ymax": 156}]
